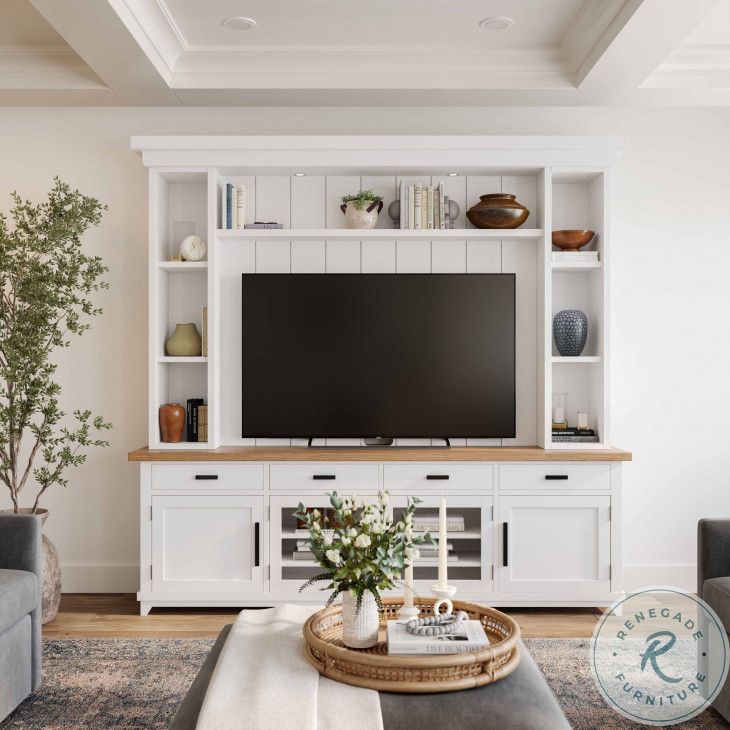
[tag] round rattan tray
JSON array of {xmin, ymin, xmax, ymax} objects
[{"xmin": 303, "ymin": 597, "xmax": 520, "ymax": 693}]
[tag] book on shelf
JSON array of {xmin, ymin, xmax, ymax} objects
[
  {"xmin": 443, "ymin": 195, "xmax": 450, "ymax": 228},
  {"xmin": 414, "ymin": 184, "xmax": 422, "ymax": 230},
  {"xmin": 399, "ymin": 181, "xmax": 406, "ymax": 230},
  {"xmin": 201, "ymin": 306, "xmax": 208, "ymax": 358},
  {"xmin": 419, "ymin": 542, "xmax": 453, "ymax": 554},
  {"xmin": 426, "ymin": 187, "xmax": 434, "ymax": 229},
  {"xmin": 438, "ymin": 182, "xmax": 445, "ymax": 229},
  {"xmin": 551, "ymin": 428, "xmax": 595, "ymax": 437},
  {"xmin": 292, "ymin": 551, "xmax": 316, "ymax": 561},
  {"xmin": 186, "ymin": 398, "xmax": 204, "ymax": 442},
  {"xmin": 412, "ymin": 515, "xmax": 465, "ymax": 532},
  {"xmin": 236, "ymin": 185, "xmax": 246, "ymax": 229},
  {"xmin": 408, "ymin": 186, "xmax": 415, "ymax": 230},
  {"xmin": 552, "ymin": 434, "xmax": 599, "ymax": 443},
  {"xmin": 416, "ymin": 555, "xmax": 459, "ymax": 564},
  {"xmin": 294, "ymin": 528, "xmax": 335, "ymax": 537},
  {"xmin": 243, "ymin": 222, "xmax": 284, "ymax": 229},
  {"xmin": 222, "ymin": 183, "xmax": 248, "ymax": 230},
  {"xmin": 551, "ymin": 250, "xmax": 599, "ymax": 262},
  {"xmin": 387, "ymin": 620, "xmax": 489, "ymax": 655},
  {"xmin": 197, "ymin": 405, "xmax": 208, "ymax": 443},
  {"xmin": 224, "ymin": 184, "xmax": 233, "ymax": 229}
]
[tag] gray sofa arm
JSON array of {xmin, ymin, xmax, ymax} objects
[
  {"xmin": 0, "ymin": 513, "xmax": 42, "ymax": 690},
  {"xmin": 698, "ymin": 519, "xmax": 730, "ymax": 598}
]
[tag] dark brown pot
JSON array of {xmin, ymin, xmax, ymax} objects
[
  {"xmin": 466, "ymin": 193, "xmax": 529, "ymax": 229},
  {"xmin": 159, "ymin": 403, "xmax": 186, "ymax": 442}
]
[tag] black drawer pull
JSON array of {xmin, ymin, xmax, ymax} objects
[
  {"xmin": 502, "ymin": 523, "xmax": 509, "ymax": 566},
  {"xmin": 195, "ymin": 474, "xmax": 218, "ymax": 480},
  {"xmin": 254, "ymin": 522, "xmax": 260, "ymax": 567},
  {"xmin": 545, "ymin": 474, "xmax": 568, "ymax": 480},
  {"xmin": 312, "ymin": 474, "xmax": 336, "ymax": 480},
  {"xmin": 426, "ymin": 474, "xmax": 450, "ymax": 480}
]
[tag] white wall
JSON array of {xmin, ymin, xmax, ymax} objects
[{"xmin": 0, "ymin": 106, "xmax": 728, "ymax": 593}]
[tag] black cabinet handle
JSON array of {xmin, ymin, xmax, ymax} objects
[
  {"xmin": 502, "ymin": 523, "xmax": 509, "ymax": 566},
  {"xmin": 426, "ymin": 474, "xmax": 450, "ymax": 480},
  {"xmin": 254, "ymin": 522, "xmax": 260, "ymax": 567},
  {"xmin": 195, "ymin": 474, "xmax": 218, "ymax": 480},
  {"xmin": 545, "ymin": 474, "xmax": 568, "ymax": 481},
  {"xmin": 312, "ymin": 474, "xmax": 336, "ymax": 480}
]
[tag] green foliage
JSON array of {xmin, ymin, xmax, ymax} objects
[
  {"xmin": 0, "ymin": 178, "xmax": 112, "ymax": 512},
  {"xmin": 294, "ymin": 491, "xmax": 434, "ymax": 612},
  {"xmin": 340, "ymin": 189, "xmax": 382, "ymax": 210}
]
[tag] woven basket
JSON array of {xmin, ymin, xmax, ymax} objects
[{"xmin": 303, "ymin": 597, "xmax": 520, "ymax": 693}]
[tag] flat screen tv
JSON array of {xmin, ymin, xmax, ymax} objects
[{"xmin": 241, "ymin": 274, "xmax": 515, "ymax": 440}]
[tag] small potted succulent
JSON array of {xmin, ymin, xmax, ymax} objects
[
  {"xmin": 339, "ymin": 189, "xmax": 383, "ymax": 229},
  {"xmin": 295, "ymin": 491, "xmax": 432, "ymax": 648}
]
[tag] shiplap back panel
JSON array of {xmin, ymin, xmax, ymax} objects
[{"xmin": 218, "ymin": 173, "xmax": 539, "ymax": 447}]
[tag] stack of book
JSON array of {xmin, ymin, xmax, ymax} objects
[
  {"xmin": 292, "ymin": 541, "xmax": 315, "ymax": 561},
  {"xmin": 387, "ymin": 619, "xmax": 489, "ymax": 655},
  {"xmin": 399, "ymin": 182, "xmax": 448, "ymax": 230},
  {"xmin": 186, "ymin": 399, "xmax": 207, "ymax": 442},
  {"xmin": 412, "ymin": 513, "xmax": 465, "ymax": 533},
  {"xmin": 551, "ymin": 250, "xmax": 599, "ymax": 263},
  {"xmin": 418, "ymin": 542, "xmax": 458, "ymax": 564},
  {"xmin": 222, "ymin": 183, "xmax": 246, "ymax": 229},
  {"xmin": 552, "ymin": 427, "xmax": 598, "ymax": 443}
]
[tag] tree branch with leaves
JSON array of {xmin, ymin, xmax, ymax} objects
[{"xmin": 0, "ymin": 178, "xmax": 111, "ymax": 513}]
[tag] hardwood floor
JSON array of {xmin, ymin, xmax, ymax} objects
[{"xmin": 44, "ymin": 594, "xmax": 604, "ymax": 639}]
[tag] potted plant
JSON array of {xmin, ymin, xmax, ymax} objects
[
  {"xmin": 0, "ymin": 179, "xmax": 112, "ymax": 623},
  {"xmin": 295, "ymin": 491, "xmax": 432, "ymax": 648},
  {"xmin": 339, "ymin": 189, "xmax": 383, "ymax": 229}
]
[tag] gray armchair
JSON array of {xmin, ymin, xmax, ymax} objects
[
  {"xmin": 0, "ymin": 513, "xmax": 42, "ymax": 722},
  {"xmin": 698, "ymin": 518, "xmax": 730, "ymax": 721}
]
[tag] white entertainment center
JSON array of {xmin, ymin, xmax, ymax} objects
[{"xmin": 129, "ymin": 135, "xmax": 631, "ymax": 615}]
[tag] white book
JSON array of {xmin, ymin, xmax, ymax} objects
[
  {"xmin": 399, "ymin": 181, "xmax": 406, "ymax": 230},
  {"xmin": 236, "ymin": 185, "xmax": 246, "ymax": 229},
  {"xmin": 415, "ymin": 555, "xmax": 459, "ymax": 564},
  {"xmin": 408, "ymin": 186, "xmax": 415, "ymax": 230},
  {"xmin": 427, "ymin": 187, "xmax": 434, "ymax": 229},
  {"xmin": 438, "ymin": 182, "xmax": 445, "ymax": 229},
  {"xmin": 232, "ymin": 187, "xmax": 238, "ymax": 230},
  {"xmin": 292, "ymin": 551, "xmax": 316, "ymax": 561},
  {"xmin": 221, "ymin": 185, "xmax": 228, "ymax": 230},
  {"xmin": 414, "ymin": 183, "xmax": 422, "ymax": 230},
  {"xmin": 551, "ymin": 250, "xmax": 599, "ymax": 262},
  {"xmin": 387, "ymin": 620, "xmax": 489, "ymax": 655},
  {"xmin": 294, "ymin": 528, "xmax": 335, "ymax": 537}
]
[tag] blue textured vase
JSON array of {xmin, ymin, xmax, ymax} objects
[{"xmin": 553, "ymin": 309, "xmax": 588, "ymax": 356}]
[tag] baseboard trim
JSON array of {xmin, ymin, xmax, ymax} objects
[
  {"xmin": 622, "ymin": 564, "xmax": 696, "ymax": 593},
  {"xmin": 61, "ymin": 564, "xmax": 138, "ymax": 593}
]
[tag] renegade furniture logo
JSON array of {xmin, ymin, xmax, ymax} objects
[{"xmin": 591, "ymin": 586, "xmax": 729, "ymax": 726}]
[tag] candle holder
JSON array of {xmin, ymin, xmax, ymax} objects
[
  {"xmin": 431, "ymin": 583, "xmax": 457, "ymax": 615},
  {"xmin": 397, "ymin": 603, "xmax": 420, "ymax": 620}
]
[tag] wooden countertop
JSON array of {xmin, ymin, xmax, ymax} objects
[{"xmin": 128, "ymin": 445, "xmax": 632, "ymax": 462}]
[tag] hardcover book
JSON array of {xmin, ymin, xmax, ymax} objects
[{"xmin": 387, "ymin": 620, "xmax": 489, "ymax": 655}]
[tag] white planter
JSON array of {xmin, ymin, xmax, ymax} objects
[
  {"xmin": 341, "ymin": 591, "xmax": 380, "ymax": 648},
  {"xmin": 340, "ymin": 201, "xmax": 382, "ymax": 229}
]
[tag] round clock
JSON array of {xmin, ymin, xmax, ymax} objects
[{"xmin": 179, "ymin": 235, "xmax": 207, "ymax": 262}]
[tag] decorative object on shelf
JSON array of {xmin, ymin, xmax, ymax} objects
[
  {"xmin": 294, "ymin": 491, "xmax": 433, "ymax": 649},
  {"xmin": 552, "ymin": 250, "xmax": 599, "ymax": 263},
  {"xmin": 553, "ymin": 309, "xmax": 588, "ymax": 357},
  {"xmin": 446, "ymin": 198, "xmax": 460, "ymax": 228},
  {"xmin": 243, "ymin": 222, "xmax": 284, "ymax": 229},
  {"xmin": 340, "ymin": 189, "xmax": 384, "ymax": 229},
  {"xmin": 0, "ymin": 179, "xmax": 112, "ymax": 624},
  {"xmin": 466, "ymin": 193, "xmax": 529, "ymax": 229},
  {"xmin": 165, "ymin": 323, "xmax": 202, "ymax": 357},
  {"xmin": 404, "ymin": 610, "xmax": 468, "ymax": 636},
  {"xmin": 398, "ymin": 515, "xmax": 420, "ymax": 621},
  {"xmin": 432, "ymin": 496, "xmax": 457, "ymax": 614},
  {"xmin": 552, "ymin": 392, "xmax": 568, "ymax": 430},
  {"xmin": 303, "ymin": 597, "xmax": 520, "ymax": 692},
  {"xmin": 552, "ymin": 229, "xmax": 595, "ymax": 251},
  {"xmin": 186, "ymin": 398, "xmax": 205, "ymax": 442},
  {"xmin": 159, "ymin": 403, "xmax": 186, "ymax": 443},
  {"xmin": 201, "ymin": 306, "xmax": 208, "ymax": 357},
  {"xmin": 179, "ymin": 234, "xmax": 207, "ymax": 262},
  {"xmin": 398, "ymin": 182, "xmax": 446, "ymax": 230},
  {"xmin": 387, "ymin": 198, "xmax": 401, "ymax": 228},
  {"xmin": 223, "ymin": 183, "xmax": 247, "ymax": 230},
  {"xmin": 236, "ymin": 184, "xmax": 246, "ymax": 228},
  {"xmin": 172, "ymin": 221, "xmax": 194, "ymax": 261},
  {"xmin": 577, "ymin": 410, "xmax": 590, "ymax": 431}
]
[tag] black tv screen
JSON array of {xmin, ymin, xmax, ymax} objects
[{"xmin": 241, "ymin": 274, "xmax": 515, "ymax": 439}]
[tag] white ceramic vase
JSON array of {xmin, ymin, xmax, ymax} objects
[
  {"xmin": 340, "ymin": 201, "xmax": 382, "ymax": 229},
  {"xmin": 341, "ymin": 591, "xmax": 379, "ymax": 648}
]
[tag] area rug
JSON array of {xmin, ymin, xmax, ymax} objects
[{"xmin": 0, "ymin": 638, "xmax": 728, "ymax": 729}]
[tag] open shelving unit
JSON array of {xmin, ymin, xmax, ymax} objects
[{"xmin": 139, "ymin": 136, "xmax": 617, "ymax": 451}]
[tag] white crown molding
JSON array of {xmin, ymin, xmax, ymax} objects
[
  {"xmin": 0, "ymin": 45, "xmax": 105, "ymax": 89},
  {"xmin": 643, "ymin": 44, "xmax": 730, "ymax": 87}
]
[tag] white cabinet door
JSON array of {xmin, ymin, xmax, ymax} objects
[
  {"xmin": 498, "ymin": 495, "xmax": 610, "ymax": 594},
  {"xmin": 152, "ymin": 495, "xmax": 264, "ymax": 594}
]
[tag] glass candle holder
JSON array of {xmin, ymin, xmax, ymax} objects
[
  {"xmin": 552, "ymin": 393, "xmax": 567, "ymax": 428},
  {"xmin": 576, "ymin": 410, "xmax": 590, "ymax": 431}
]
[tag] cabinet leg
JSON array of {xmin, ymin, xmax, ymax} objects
[{"xmin": 140, "ymin": 601, "xmax": 152, "ymax": 616}]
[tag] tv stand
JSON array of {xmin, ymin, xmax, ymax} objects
[{"xmin": 307, "ymin": 437, "xmax": 451, "ymax": 448}]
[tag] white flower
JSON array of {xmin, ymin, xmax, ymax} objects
[
  {"xmin": 354, "ymin": 534, "xmax": 371, "ymax": 549},
  {"xmin": 379, "ymin": 491, "xmax": 389, "ymax": 506},
  {"xmin": 405, "ymin": 546, "xmax": 420, "ymax": 561},
  {"xmin": 404, "ymin": 513, "xmax": 412, "ymax": 526},
  {"xmin": 322, "ymin": 534, "xmax": 333, "ymax": 546},
  {"xmin": 325, "ymin": 549, "xmax": 341, "ymax": 564},
  {"xmin": 360, "ymin": 512, "xmax": 373, "ymax": 525},
  {"xmin": 312, "ymin": 521, "xmax": 320, "ymax": 532},
  {"xmin": 343, "ymin": 509, "xmax": 352, "ymax": 517},
  {"xmin": 340, "ymin": 536, "xmax": 351, "ymax": 546},
  {"xmin": 370, "ymin": 521, "xmax": 384, "ymax": 535},
  {"xmin": 348, "ymin": 527, "xmax": 357, "ymax": 538}
]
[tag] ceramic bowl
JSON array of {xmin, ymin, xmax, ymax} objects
[{"xmin": 552, "ymin": 230, "xmax": 595, "ymax": 251}]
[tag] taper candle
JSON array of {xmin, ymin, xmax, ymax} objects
[
  {"xmin": 437, "ymin": 496, "xmax": 448, "ymax": 590},
  {"xmin": 404, "ymin": 520, "xmax": 414, "ymax": 608}
]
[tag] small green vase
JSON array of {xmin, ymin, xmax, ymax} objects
[{"xmin": 165, "ymin": 323, "xmax": 202, "ymax": 357}]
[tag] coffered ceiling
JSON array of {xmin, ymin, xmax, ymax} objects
[{"xmin": 0, "ymin": 0, "xmax": 727, "ymax": 105}]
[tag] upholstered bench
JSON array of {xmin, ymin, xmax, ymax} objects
[{"xmin": 170, "ymin": 625, "xmax": 569, "ymax": 730}]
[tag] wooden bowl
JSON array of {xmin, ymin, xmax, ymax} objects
[{"xmin": 552, "ymin": 230, "xmax": 595, "ymax": 251}]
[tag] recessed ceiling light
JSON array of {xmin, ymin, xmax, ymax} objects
[
  {"xmin": 447, "ymin": 172, "xmax": 459, "ymax": 177},
  {"xmin": 479, "ymin": 16, "xmax": 514, "ymax": 31},
  {"xmin": 294, "ymin": 172, "xmax": 306, "ymax": 177},
  {"xmin": 222, "ymin": 16, "xmax": 257, "ymax": 31}
]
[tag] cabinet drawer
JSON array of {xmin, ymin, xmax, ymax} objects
[
  {"xmin": 269, "ymin": 463, "xmax": 379, "ymax": 491},
  {"xmin": 383, "ymin": 464, "xmax": 493, "ymax": 491},
  {"xmin": 498, "ymin": 464, "xmax": 610, "ymax": 491},
  {"xmin": 151, "ymin": 463, "xmax": 264, "ymax": 491}
]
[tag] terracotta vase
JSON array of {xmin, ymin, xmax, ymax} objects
[
  {"xmin": 466, "ymin": 193, "xmax": 529, "ymax": 229},
  {"xmin": 165, "ymin": 323, "xmax": 202, "ymax": 357},
  {"xmin": 1, "ymin": 508, "xmax": 61, "ymax": 624},
  {"xmin": 159, "ymin": 403, "xmax": 186, "ymax": 442}
]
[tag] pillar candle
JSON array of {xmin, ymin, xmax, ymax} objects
[
  {"xmin": 437, "ymin": 496, "xmax": 448, "ymax": 590},
  {"xmin": 404, "ymin": 521, "xmax": 414, "ymax": 608}
]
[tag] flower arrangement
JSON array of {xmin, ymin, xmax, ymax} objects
[
  {"xmin": 340, "ymin": 189, "xmax": 383, "ymax": 210},
  {"xmin": 295, "ymin": 491, "xmax": 433, "ymax": 611}
]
